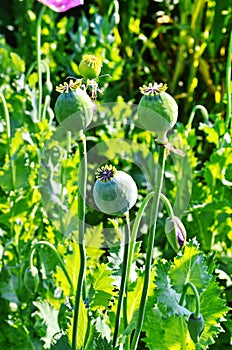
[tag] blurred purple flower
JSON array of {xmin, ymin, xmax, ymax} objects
[{"xmin": 37, "ymin": 0, "xmax": 84, "ymax": 12}]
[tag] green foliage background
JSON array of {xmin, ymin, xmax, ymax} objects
[{"xmin": 0, "ymin": 0, "xmax": 231, "ymax": 349}]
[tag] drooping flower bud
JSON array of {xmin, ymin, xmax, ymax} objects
[
  {"xmin": 24, "ymin": 266, "xmax": 40, "ymax": 293},
  {"xmin": 165, "ymin": 215, "xmax": 186, "ymax": 252},
  {"xmin": 187, "ymin": 313, "xmax": 204, "ymax": 343}
]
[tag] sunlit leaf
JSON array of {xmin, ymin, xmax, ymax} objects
[
  {"xmin": 88, "ymin": 263, "xmax": 115, "ymax": 310},
  {"xmin": 198, "ymin": 277, "xmax": 229, "ymax": 348},
  {"xmin": 67, "ymin": 299, "xmax": 88, "ymax": 349},
  {"xmin": 10, "ymin": 52, "xmax": 25, "ymax": 73},
  {"xmin": 169, "ymin": 239, "xmax": 210, "ymax": 293},
  {"xmin": 53, "ymin": 240, "xmax": 80, "ymax": 296},
  {"xmin": 33, "ymin": 300, "xmax": 60, "ymax": 349},
  {"xmin": 142, "ymin": 307, "xmax": 194, "ymax": 350},
  {"xmin": 155, "ymin": 259, "xmax": 190, "ymax": 317}
]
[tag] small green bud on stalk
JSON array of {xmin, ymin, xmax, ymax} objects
[
  {"xmin": 24, "ymin": 266, "xmax": 39, "ymax": 293},
  {"xmin": 93, "ymin": 164, "xmax": 138, "ymax": 216},
  {"xmin": 188, "ymin": 313, "xmax": 204, "ymax": 343},
  {"xmin": 165, "ymin": 215, "xmax": 186, "ymax": 252},
  {"xmin": 79, "ymin": 54, "xmax": 102, "ymax": 80},
  {"xmin": 138, "ymin": 82, "xmax": 178, "ymax": 143}
]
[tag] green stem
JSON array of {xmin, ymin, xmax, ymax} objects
[
  {"xmin": 41, "ymin": 61, "xmax": 52, "ymax": 121},
  {"xmin": 42, "ymin": 95, "xmax": 51, "ymax": 121},
  {"xmin": 25, "ymin": 61, "xmax": 36, "ymax": 84},
  {"xmin": 226, "ymin": 30, "xmax": 232, "ymax": 130},
  {"xmin": 123, "ymin": 214, "xmax": 131, "ymax": 350},
  {"xmin": 160, "ymin": 193, "xmax": 175, "ymax": 218},
  {"xmin": 36, "ymin": 5, "xmax": 46, "ymax": 122},
  {"xmin": 131, "ymin": 145, "xmax": 166, "ymax": 350},
  {"xmin": 179, "ymin": 282, "xmax": 201, "ymax": 318},
  {"xmin": 66, "ymin": 131, "xmax": 72, "ymax": 154},
  {"xmin": 0, "ymin": 90, "xmax": 11, "ymax": 147},
  {"xmin": 126, "ymin": 192, "xmax": 154, "ymax": 289},
  {"xmin": 126, "ymin": 192, "xmax": 174, "ymax": 291},
  {"xmin": 113, "ymin": 212, "xmax": 130, "ymax": 348},
  {"xmin": 186, "ymin": 104, "xmax": 209, "ymax": 131},
  {"xmin": 72, "ymin": 133, "xmax": 87, "ymax": 350},
  {"xmin": 30, "ymin": 241, "xmax": 73, "ymax": 293},
  {"xmin": 0, "ymin": 91, "xmax": 15, "ymax": 190}
]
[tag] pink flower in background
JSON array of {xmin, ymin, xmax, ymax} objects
[{"xmin": 37, "ymin": 0, "xmax": 84, "ymax": 12}]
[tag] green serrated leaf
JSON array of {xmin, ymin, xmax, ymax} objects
[
  {"xmin": 33, "ymin": 300, "xmax": 60, "ymax": 349},
  {"xmin": 83, "ymin": 320, "xmax": 115, "ymax": 350},
  {"xmin": 88, "ymin": 263, "xmax": 115, "ymax": 310},
  {"xmin": 155, "ymin": 259, "xmax": 190, "ymax": 317},
  {"xmin": 169, "ymin": 239, "xmax": 210, "ymax": 293},
  {"xmin": 107, "ymin": 242, "xmax": 124, "ymax": 288},
  {"xmin": 199, "ymin": 122, "xmax": 219, "ymax": 146},
  {"xmin": 51, "ymin": 334, "xmax": 72, "ymax": 350},
  {"xmin": 196, "ymin": 277, "xmax": 230, "ymax": 348},
  {"xmin": 142, "ymin": 306, "xmax": 195, "ymax": 350},
  {"xmin": 85, "ymin": 224, "xmax": 104, "ymax": 258},
  {"xmin": 67, "ymin": 299, "xmax": 88, "ymax": 349},
  {"xmin": 94, "ymin": 316, "xmax": 111, "ymax": 342},
  {"xmin": 53, "ymin": 241, "xmax": 80, "ymax": 297},
  {"xmin": 127, "ymin": 275, "xmax": 144, "ymax": 323}
]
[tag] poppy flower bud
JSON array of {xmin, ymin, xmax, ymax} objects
[
  {"xmin": 24, "ymin": 266, "xmax": 40, "ymax": 293},
  {"xmin": 187, "ymin": 313, "xmax": 204, "ymax": 343},
  {"xmin": 165, "ymin": 215, "xmax": 186, "ymax": 252}
]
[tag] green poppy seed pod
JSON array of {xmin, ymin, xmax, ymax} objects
[
  {"xmin": 137, "ymin": 82, "xmax": 178, "ymax": 142},
  {"xmin": 165, "ymin": 216, "xmax": 186, "ymax": 252},
  {"xmin": 93, "ymin": 164, "xmax": 138, "ymax": 216},
  {"xmin": 24, "ymin": 266, "xmax": 39, "ymax": 293},
  {"xmin": 55, "ymin": 80, "xmax": 94, "ymax": 132},
  {"xmin": 187, "ymin": 313, "xmax": 204, "ymax": 343},
  {"xmin": 79, "ymin": 54, "xmax": 102, "ymax": 80}
]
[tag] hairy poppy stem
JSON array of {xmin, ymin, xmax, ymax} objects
[
  {"xmin": 179, "ymin": 282, "xmax": 201, "ymax": 318},
  {"xmin": 72, "ymin": 133, "xmax": 87, "ymax": 350},
  {"xmin": 36, "ymin": 5, "xmax": 46, "ymax": 122},
  {"xmin": 113, "ymin": 212, "xmax": 130, "ymax": 347},
  {"xmin": 131, "ymin": 144, "xmax": 166, "ymax": 350}
]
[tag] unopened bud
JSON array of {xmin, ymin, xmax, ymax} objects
[
  {"xmin": 187, "ymin": 313, "xmax": 204, "ymax": 343},
  {"xmin": 165, "ymin": 216, "xmax": 186, "ymax": 252}
]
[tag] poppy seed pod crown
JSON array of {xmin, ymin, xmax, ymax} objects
[
  {"xmin": 79, "ymin": 54, "xmax": 102, "ymax": 80},
  {"xmin": 93, "ymin": 165, "xmax": 138, "ymax": 216},
  {"xmin": 54, "ymin": 80, "xmax": 94, "ymax": 132},
  {"xmin": 137, "ymin": 82, "xmax": 178, "ymax": 143}
]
